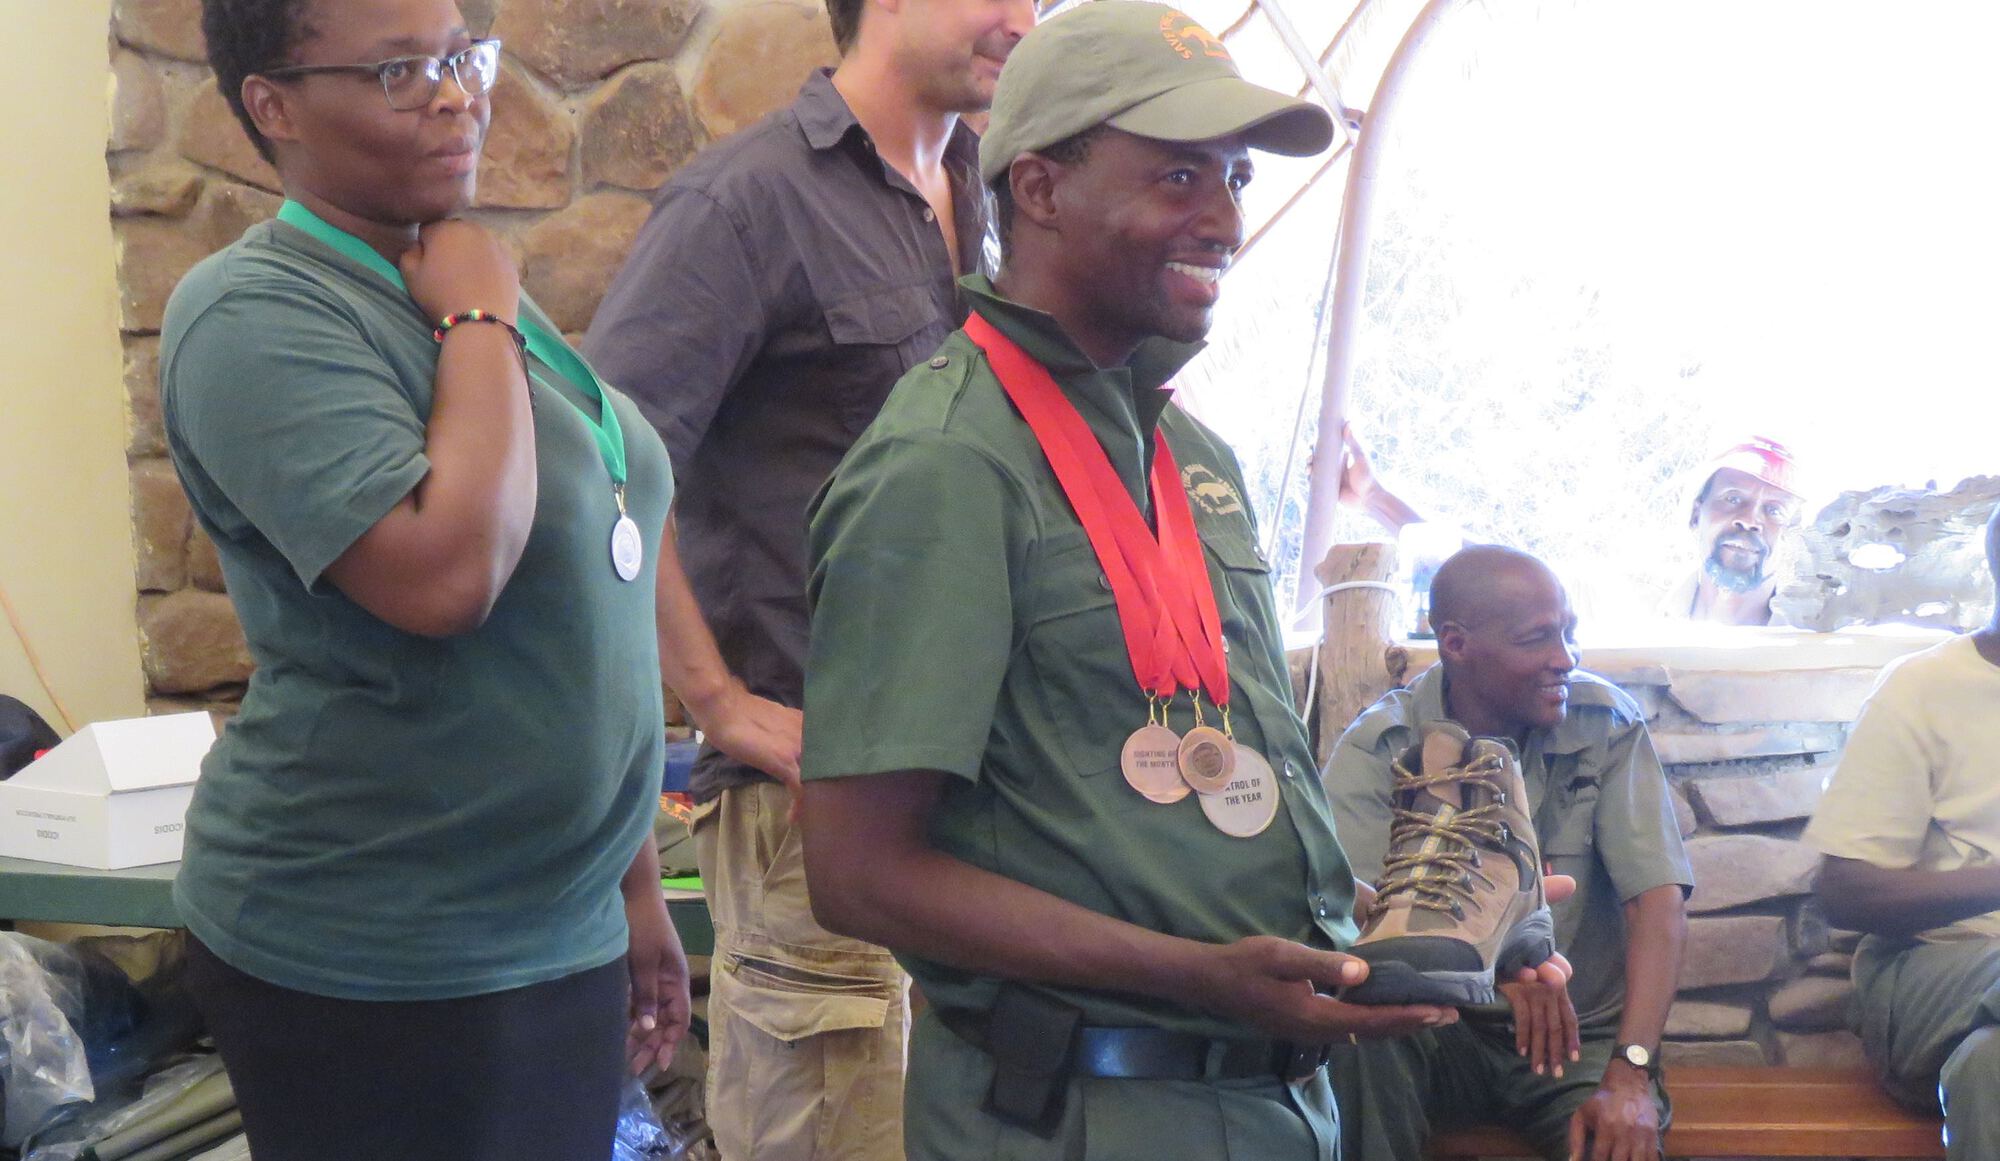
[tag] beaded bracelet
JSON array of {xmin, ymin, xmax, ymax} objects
[{"xmin": 433, "ymin": 309, "xmax": 526, "ymax": 353}]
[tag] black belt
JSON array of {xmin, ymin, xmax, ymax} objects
[{"xmin": 938, "ymin": 1006, "xmax": 1329, "ymax": 1082}]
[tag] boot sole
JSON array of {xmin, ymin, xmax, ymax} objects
[{"xmin": 1341, "ymin": 907, "xmax": 1556, "ymax": 1007}]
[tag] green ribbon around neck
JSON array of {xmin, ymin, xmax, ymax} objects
[{"xmin": 276, "ymin": 199, "xmax": 627, "ymax": 486}]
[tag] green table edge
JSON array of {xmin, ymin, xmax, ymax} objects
[{"xmin": 0, "ymin": 855, "xmax": 716, "ymax": 958}]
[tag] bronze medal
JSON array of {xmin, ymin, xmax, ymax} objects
[
  {"xmin": 1177, "ymin": 724, "xmax": 1236, "ymax": 794},
  {"xmin": 1198, "ymin": 745, "xmax": 1279, "ymax": 838},
  {"xmin": 1121, "ymin": 723, "xmax": 1189, "ymax": 804}
]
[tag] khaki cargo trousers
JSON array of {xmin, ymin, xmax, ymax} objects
[{"xmin": 693, "ymin": 780, "xmax": 909, "ymax": 1161}]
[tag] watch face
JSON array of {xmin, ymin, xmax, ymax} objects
[{"xmin": 1622, "ymin": 1044, "xmax": 1653, "ymax": 1069}]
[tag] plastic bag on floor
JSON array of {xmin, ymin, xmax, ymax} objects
[
  {"xmin": 70, "ymin": 935, "xmax": 203, "ymax": 1098},
  {"xmin": 1, "ymin": 934, "xmax": 99, "ymax": 1147},
  {"xmin": 644, "ymin": 1013, "xmax": 713, "ymax": 1161},
  {"xmin": 0, "ymin": 932, "xmax": 204, "ymax": 1151},
  {"xmin": 20, "ymin": 1054, "xmax": 228, "ymax": 1161},
  {"xmin": 614, "ymin": 1073, "xmax": 702, "ymax": 1161}
]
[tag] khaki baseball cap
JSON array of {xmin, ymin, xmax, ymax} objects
[{"xmin": 979, "ymin": 1, "xmax": 1336, "ymax": 188}]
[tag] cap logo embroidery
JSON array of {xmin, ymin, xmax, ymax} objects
[{"xmin": 1160, "ymin": 11, "xmax": 1231, "ymax": 61}]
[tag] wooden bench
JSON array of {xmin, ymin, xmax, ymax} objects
[{"xmin": 1427, "ymin": 1066, "xmax": 1945, "ymax": 1159}]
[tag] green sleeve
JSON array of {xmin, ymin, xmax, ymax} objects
[
  {"xmin": 165, "ymin": 284, "xmax": 429, "ymax": 589},
  {"xmin": 1322, "ymin": 719, "xmax": 1404, "ymax": 886},
  {"xmin": 1593, "ymin": 721, "xmax": 1696, "ymax": 902},
  {"xmin": 803, "ymin": 432, "xmax": 1020, "ymax": 783}
]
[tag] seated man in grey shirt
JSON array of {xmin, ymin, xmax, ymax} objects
[{"xmin": 1324, "ymin": 545, "xmax": 1692, "ymax": 1161}]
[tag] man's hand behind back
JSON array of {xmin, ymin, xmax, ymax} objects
[{"xmin": 692, "ymin": 681, "xmax": 804, "ymax": 813}]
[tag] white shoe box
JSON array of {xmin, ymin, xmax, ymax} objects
[{"xmin": 0, "ymin": 712, "xmax": 214, "ymax": 869}]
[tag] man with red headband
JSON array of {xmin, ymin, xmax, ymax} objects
[{"xmin": 1662, "ymin": 437, "xmax": 1805, "ymax": 626}]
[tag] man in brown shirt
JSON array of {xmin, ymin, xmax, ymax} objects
[{"xmin": 584, "ymin": 1, "xmax": 1032, "ymax": 1157}]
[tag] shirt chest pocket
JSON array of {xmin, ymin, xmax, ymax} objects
[
  {"xmin": 819, "ymin": 283, "xmax": 944, "ymax": 430},
  {"xmin": 1197, "ymin": 531, "xmax": 1312, "ymax": 760},
  {"xmin": 1537, "ymin": 762, "xmax": 1600, "ymax": 868},
  {"xmin": 1016, "ymin": 529, "xmax": 1275, "ymax": 779},
  {"xmin": 1200, "ymin": 531, "xmax": 1271, "ymax": 638},
  {"xmin": 1020, "ymin": 536, "xmax": 1140, "ymax": 778}
]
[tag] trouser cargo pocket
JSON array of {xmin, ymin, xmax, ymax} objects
[
  {"xmin": 706, "ymin": 946, "xmax": 909, "ymax": 1161},
  {"xmin": 715, "ymin": 951, "xmax": 898, "ymax": 1041}
]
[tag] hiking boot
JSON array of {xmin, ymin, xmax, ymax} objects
[{"xmin": 1342, "ymin": 721, "xmax": 1554, "ymax": 1006}]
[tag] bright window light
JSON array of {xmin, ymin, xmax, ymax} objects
[{"xmin": 1176, "ymin": 0, "xmax": 2000, "ymax": 637}]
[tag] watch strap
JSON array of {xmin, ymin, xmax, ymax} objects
[{"xmin": 1613, "ymin": 1042, "xmax": 1660, "ymax": 1076}]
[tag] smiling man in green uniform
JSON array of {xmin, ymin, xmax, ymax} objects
[
  {"xmin": 1325, "ymin": 546, "xmax": 1692, "ymax": 1161},
  {"xmin": 794, "ymin": 5, "xmax": 1572, "ymax": 1158}
]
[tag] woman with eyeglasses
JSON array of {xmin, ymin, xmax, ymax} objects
[{"xmin": 160, "ymin": 1, "xmax": 687, "ymax": 1156}]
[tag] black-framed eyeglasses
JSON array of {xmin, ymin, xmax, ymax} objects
[{"xmin": 261, "ymin": 39, "xmax": 502, "ymax": 112}]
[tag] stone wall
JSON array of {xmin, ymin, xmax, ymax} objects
[
  {"xmin": 1375, "ymin": 633, "xmax": 1942, "ymax": 1070},
  {"xmin": 1629, "ymin": 658, "xmax": 1871, "ymax": 1069},
  {"xmin": 107, "ymin": 0, "xmax": 839, "ymax": 715}
]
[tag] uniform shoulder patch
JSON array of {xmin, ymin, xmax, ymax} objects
[{"xmin": 1180, "ymin": 460, "xmax": 1246, "ymax": 517}]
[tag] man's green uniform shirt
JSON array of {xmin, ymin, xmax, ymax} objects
[
  {"xmin": 1325, "ymin": 665, "xmax": 1694, "ymax": 1032},
  {"xmin": 803, "ymin": 276, "xmax": 1358, "ymax": 1039}
]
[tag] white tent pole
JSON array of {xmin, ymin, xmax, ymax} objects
[
  {"xmin": 1251, "ymin": 0, "xmax": 1347, "ymax": 118},
  {"xmin": 1262, "ymin": 212, "xmax": 1344, "ymax": 565},
  {"xmin": 1246, "ymin": 0, "xmax": 1365, "ymax": 566},
  {"xmin": 1291, "ymin": 0, "xmax": 1470, "ymax": 627}
]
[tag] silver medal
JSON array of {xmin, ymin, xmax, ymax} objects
[{"xmin": 611, "ymin": 514, "xmax": 643, "ymax": 582}]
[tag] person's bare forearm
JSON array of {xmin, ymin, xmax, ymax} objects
[
  {"xmin": 805, "ymin": 771, "xmax": 1476, "ymax": 1043},
  {"xmin": 1816, "ymin": 856, "xmax": 2000, "ymax": 938},
  {"xmin": 623, "ymin": 826, "xmax": 664, "ymax": 899},
  {"xmin": 654, "ymin": 522, "xmax": 802, "ymax": 782},
  {"xmin": 413, "ymin": 325, "xmax": 538, "ymax": 558},
  {"xmin": 322, "ymin": 211, "xmax": 548, "ymax": 635},
  {"xmin": 323, "ymin": 324, "xmax": 537, "ymax": 635},
  {"xmin": 804, "ymin": 771, "xmax": 1218, "ymax": 1004},
  {"xmin": 1614, "ymin": 885, "xmax": 1686, "ymax": 1051},
  {"xmin": 1363, "ymin": 486, "xmax": 1421, "ymax": 535},
  {"xmin": 653, "ymin": 517, "xmax": 735, "ymax": 715}
]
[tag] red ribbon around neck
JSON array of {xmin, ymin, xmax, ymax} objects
[{"xmin": 963, "ymin": 313, "xmax": 1228, "ymax": 709}]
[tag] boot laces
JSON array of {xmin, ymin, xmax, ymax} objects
[{"xmin": 1369, "ymin": 750, "xmax": 1509, "ymax": 918}]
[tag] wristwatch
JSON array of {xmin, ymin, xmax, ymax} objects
[{"xmin": 1612, "ymin": 1042, "xmax": 1659, "ymax": 1076}]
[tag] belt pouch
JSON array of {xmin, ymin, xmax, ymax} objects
[{"xmin": 983, "ymin": 985, "xmax": 1083, "ymax": 1137}]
